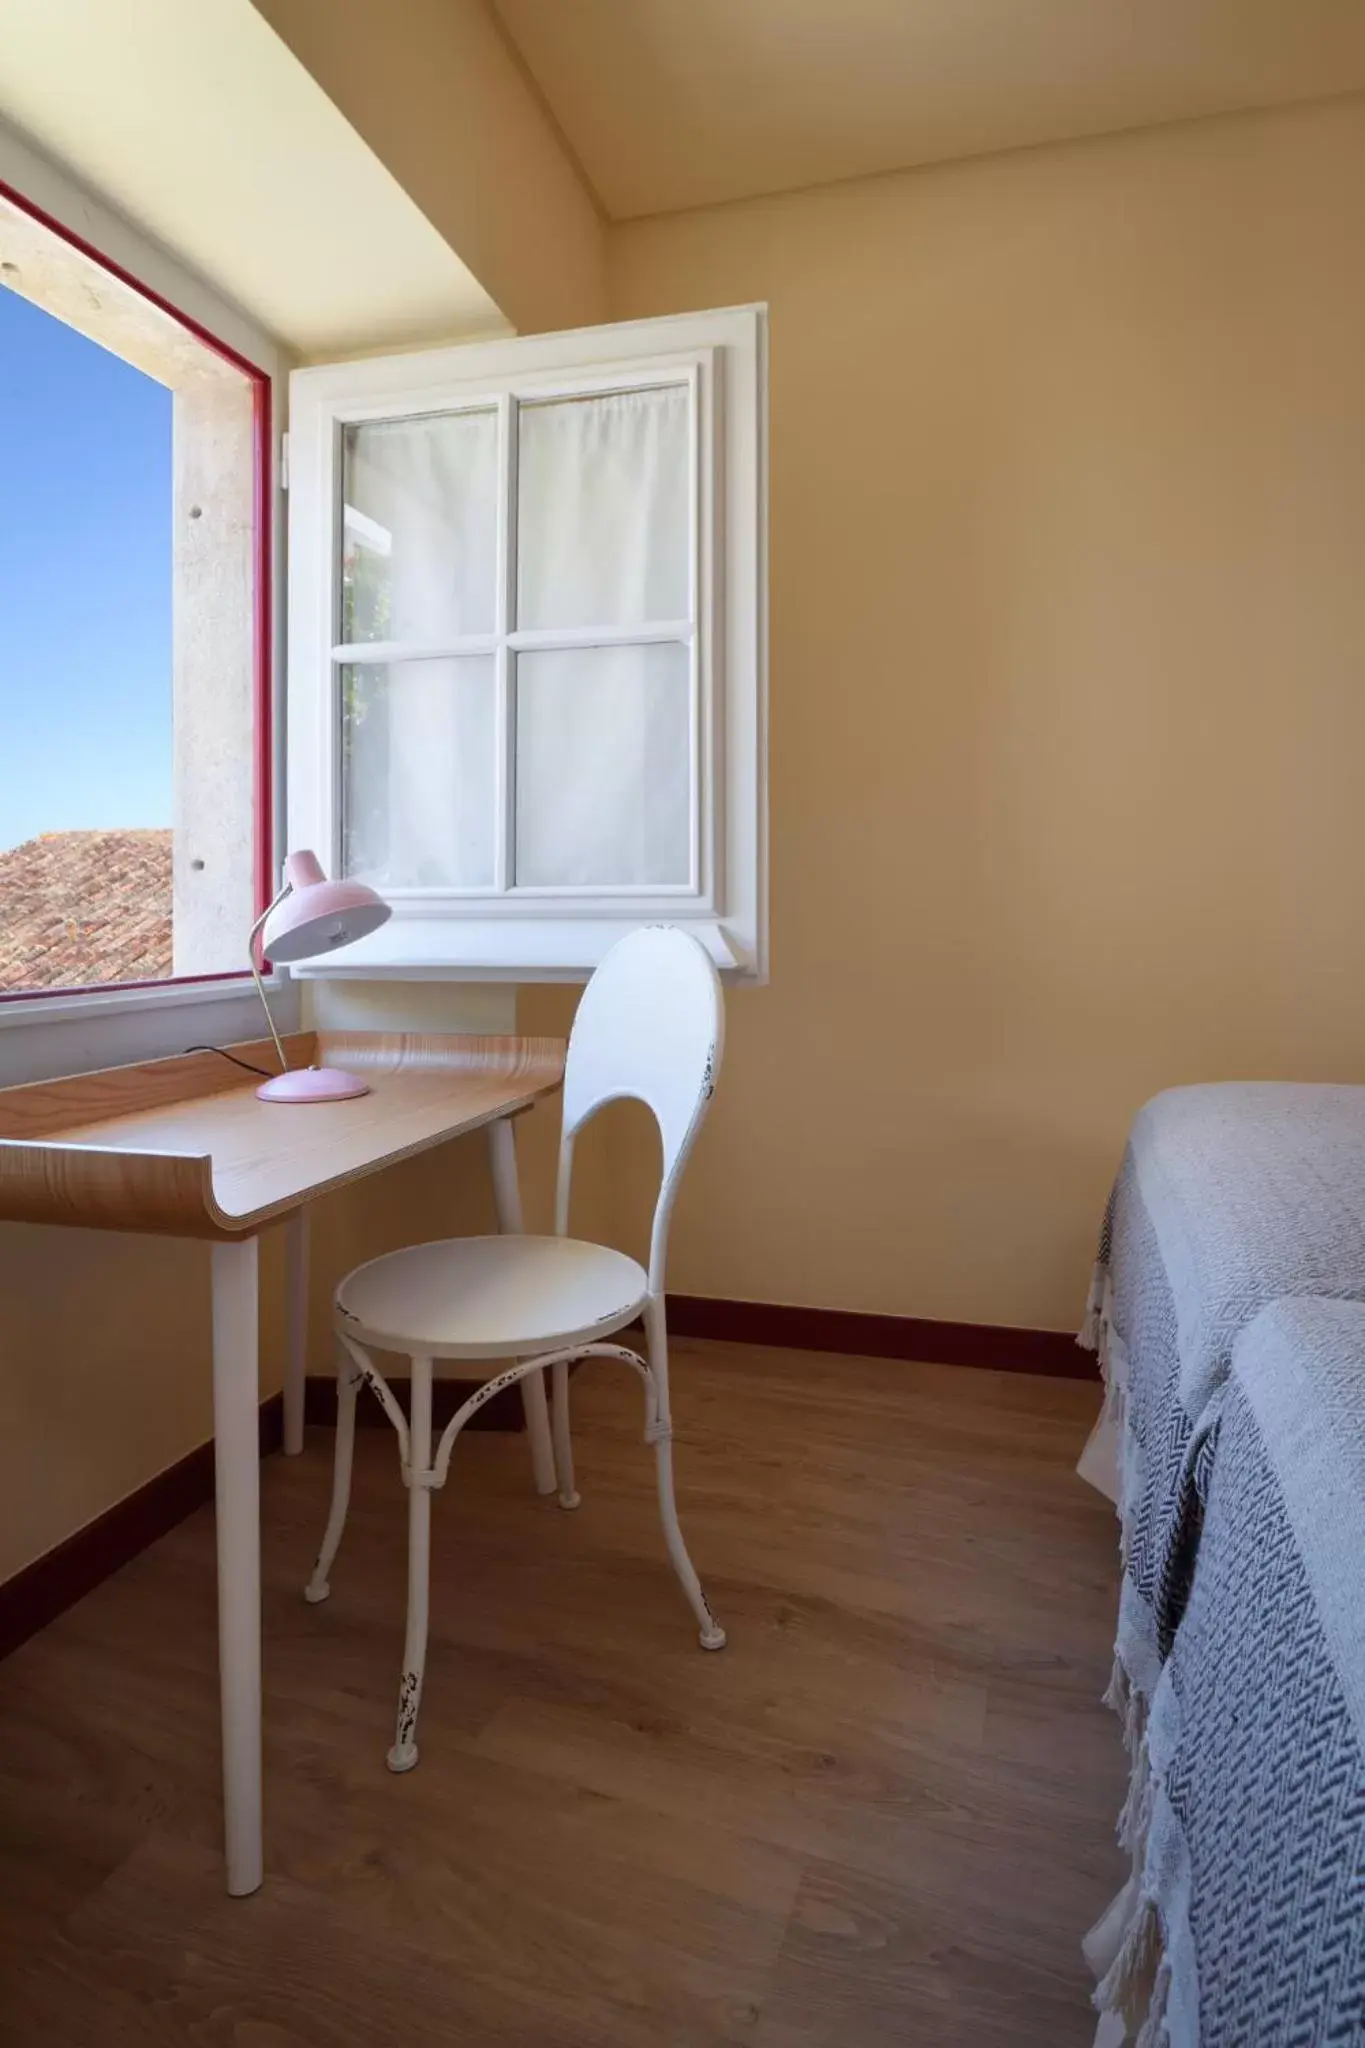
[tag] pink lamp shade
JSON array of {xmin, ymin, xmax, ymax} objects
[
  {"xmin": 254, "ymin": 852, "xmax": 391, "ymax": 1103},
  {"xmin": 261, "ymin": 851, "xmax": 391, "ymax": 964}
]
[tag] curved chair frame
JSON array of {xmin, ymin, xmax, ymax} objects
[{"xmin": 304, "ymin": 928, "xmax": 727, "ymax": 1773}]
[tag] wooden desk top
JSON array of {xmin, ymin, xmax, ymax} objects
[{"xmin": 0, "ymin": 1032, "xmax": 564, "ymax": 1239}]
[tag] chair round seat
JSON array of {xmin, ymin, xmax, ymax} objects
[{"xmin": 335, "ymin": 1234, "xmax": 649, "ymax": 1361}]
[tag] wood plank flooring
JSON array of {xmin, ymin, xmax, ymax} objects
[{"xmin": 0, "ymin": 1341, "xmax": 1124, "ymax": 2045}]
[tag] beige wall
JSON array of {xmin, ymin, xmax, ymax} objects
[
  {"xmin": 0, "ymin": 1227, "xmax": 279, "ymax": 1583},
  {"xmin": 250, "ymin": 0, "xmax": 606, "ymax": 339},
  {"xmin": 597, "ymin": 94, "xmax": 1365, "ymax": 1329}
]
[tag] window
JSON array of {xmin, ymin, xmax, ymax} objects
[
  {"xmin": 0, "ymin": 180, "xmax": 270, "ymax": 1002},
  {"xmin": 286, "ymin": 305, "xmax": 766, "ymax": 980}
]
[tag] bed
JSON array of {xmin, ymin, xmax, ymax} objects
[
  {"xmin": 1094, "ymin": 1298, "xmax": 1365, "ymax": 2044},
  {"xmin": 1076, "ymin": 1082, "xmax": 1365, "ymax": 2040}
]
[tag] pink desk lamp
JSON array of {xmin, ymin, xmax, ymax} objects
[{"xmin": 249, "ymin": 851, "xmax": 391, "ymax": 1102}]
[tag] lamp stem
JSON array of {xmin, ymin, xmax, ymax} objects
[{"xmin": 248, "ymin": 885, "xmax": 291, "ymax": 1076}]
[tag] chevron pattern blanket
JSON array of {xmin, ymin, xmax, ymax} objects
[
  {"xmin": 1079, "ymin": 1083, "xmax": 1365, "ymax": 1719},
  {"xmin": 1077, "ymin": 1084, "xmax": 1365, "ymax": 2041},
  {"xmin": 1102, "ymin": 1298, "xmax": 1365, "ymax": 2045}
]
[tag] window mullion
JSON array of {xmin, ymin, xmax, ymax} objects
[
  {"xmin": 494, "ymin": 392, "xmax": 517, "ymax": 894},
  {"xmin": 506, "ymin": 621, "xmax": 693, "ymax": 653},
  {"xmin": 688, "ymin": 357, "xmax": 704, "ymax": 898},
  {"xmin": 330, "ymin": 635, "xmax": 498, "ymax": 662}
]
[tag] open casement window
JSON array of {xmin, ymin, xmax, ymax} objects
[{"xmin": 286, "ymin": 305, "xmax": 767, "ymax": 982}]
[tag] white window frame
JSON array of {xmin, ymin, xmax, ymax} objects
[
  {"xmin": 0, "ymin": 117, "xmax": 292, "ymax": 1088},
  {"xmin": 286, "ymin": 304, "xmax": 767, "ymax": 982}
]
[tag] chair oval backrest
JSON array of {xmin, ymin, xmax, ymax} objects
[{"xmin": 558, "ymin": 927, "xmax": 724, "ymax": 1285}]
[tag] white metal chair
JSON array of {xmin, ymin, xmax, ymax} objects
[{"xmin": 304, "ymin": 926, "xmax": 727, "ymax": 1772}]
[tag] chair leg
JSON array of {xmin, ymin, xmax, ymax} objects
[
  {"xmin": 487, "ymin": 1116, "xmax": 558, "ymax": 1496},
  {"xmin": 519, "ymin": 1369, "xmax": 558, "ymax": 1497},
  {"xmin": 644, "ymin": 1297, "xmax": 726, "ymax": 1651},
  {"xmin": 551, "ymin": 1357, "xmax": 581, "ymax": 1510},
  {"xmin": 304, "ymin": 1344, "xmax": 359, "ymax": 1604},
  {"xmin": 388, "ymin": 1355, "xmax": 434, "ymax": 1774}
]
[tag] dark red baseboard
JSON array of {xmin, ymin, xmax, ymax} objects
[
  {"xmin": 667, "ymin": 1295, "xmax": 1093, "ymax": 1379},
  {"xmin": 0, "ymin": 1393, "xmax": 284, "ymax": 1664}
]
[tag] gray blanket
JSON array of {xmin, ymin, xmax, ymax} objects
[
  {"xmin": 1103, "ymin": 1298, "xmax": 1365, "ymax": 2045},
  {"xmin": 1080, "ymin": 1082, "xmax": 1365, "ymax": 1716}
]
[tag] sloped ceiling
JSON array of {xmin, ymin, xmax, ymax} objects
[
  {"xmin": 0, "ymin": 0, "xmax": 504, "ymax": 355},
  {"xmin": 491, "ymin": 0, "xmax": 1365, "ymax": 218}
]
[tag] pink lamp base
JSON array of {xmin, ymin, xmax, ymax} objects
[{"xmin": 256, "ymin": 1066, "xmax": 371, "ymax": 1104}]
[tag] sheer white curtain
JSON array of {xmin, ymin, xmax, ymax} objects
[
  {"xmin": 342, "ymin": 657, "xmax": 495, "ymax": 889},
  {"xmin": 341, "ymin": 411, "xmax": 498, "ymax": 887},
  {"xmin": 517, "ymin": 385, "xmax": 689, "ymax": 628},
  {"xmin": 516, "ymin": 643, "xmax": 690, "ymax": 886},
  {"xmin": 516, "ymin": 384, "xmax": 692, "ymax": 887},
  {"xmin": 338, "ymin": 383, "xmax": 693, "ymax": 891}
]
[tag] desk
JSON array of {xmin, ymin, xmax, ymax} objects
[{"xmin": 0, "ymin": 1029, "xmax": 564, "ymax": 1896}]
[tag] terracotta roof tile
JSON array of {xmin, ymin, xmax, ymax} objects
[{"xmin": 0, "ymin": 830, "xmax": 173, "ymax": 992}]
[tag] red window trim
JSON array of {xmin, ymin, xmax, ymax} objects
[{"xmin": 0, "ymin": 173, "xmax": 274, "ymax": 1006}]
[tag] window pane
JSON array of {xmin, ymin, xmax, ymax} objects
[
  {"xmin": 342, "ymin": 657, "xmax": 496, "ymax": 888},
  {"xmin": 515, "ymin": 643, "xmax": 691, "ymax": 887},
  {"xmin": 517, "ymin": 385, "xmax": 690, "ymax": 631},
  {"xmin": 342, "ymin": 410, "xmax": 497, "ymax": 644}
]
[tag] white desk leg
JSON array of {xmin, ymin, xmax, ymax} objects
[
  {"xmin": 283, "ymin": 1206, "xmax": 309, "ymax": 1456},
  {"xmin": 487, "ymin": 1118, "xmax": 556, "ymax": 1497},
  {"xmin": 211, "ymin": 1236, "xmax": 264, "ymax": 1898}
]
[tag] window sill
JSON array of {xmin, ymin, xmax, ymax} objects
[
  {"xmin": 0, "ymin": 972, "xmax": 300, "ymax": 1090},
  {"xmin": 288, "ymin": 917, "xmax": 757, "ymax": 984}
]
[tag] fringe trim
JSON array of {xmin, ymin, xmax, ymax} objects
[
  {"xmin": 1079, "ymin": 1270, "xmax": 1129, "ymax": 1515},
  {"xmin": 1103, "ymin": 1649, "xmax": 1155, "ymax": 1858},
  {"xmin": 1079, "ymin": 1262, "xmax": 1109, "ymax": 1351},
  {"xmin": 1102, "ymin": 1651, "xmax": 1129, "ymax": 1719},
  {"xmin": 1101, "ymin": 1649, "xmax": 1149, "ymax": 1758},
  {"xmin": 1135, "ymin": 1954, "xmax": 1172, "ymax": 2048},
  {"xmin": 1116, "ymin": 1734, "xmax": 1155, "ymax": 1857},
  {"xmin": 1095, "ymin": 1895, "xmax": 1163, "ymax": 2039}
]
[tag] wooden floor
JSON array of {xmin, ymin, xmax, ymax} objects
[{"xmin": 0, "ymin": 1341, "xmax": 1124, "ymax": 2046}]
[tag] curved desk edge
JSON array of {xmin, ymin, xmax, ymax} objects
[
  {"xmin": 0, "ymin": 1032, "xmax": 566, "ymax": 1240},
  {"xmin": 0, "ymin": 1142, "xmax": 219, "ymax": 1236}
]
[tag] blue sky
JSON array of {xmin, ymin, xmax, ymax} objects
[{"xmin": 0, "ymin": 283, "xmax": 172, "ymax": 852}]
